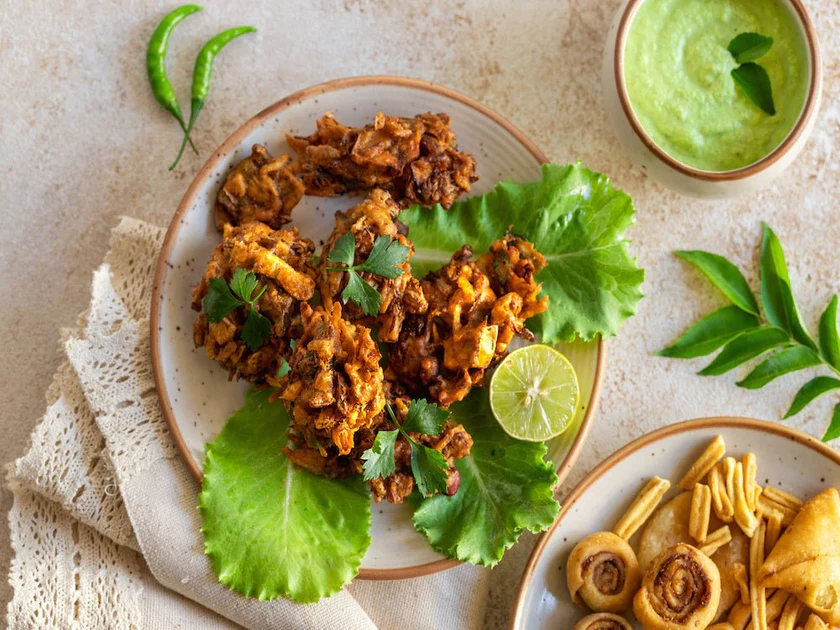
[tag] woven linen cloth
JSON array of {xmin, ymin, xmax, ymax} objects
[{"xmin": 6, "ymin": 217, "xmax": 490, "ymax": 629}]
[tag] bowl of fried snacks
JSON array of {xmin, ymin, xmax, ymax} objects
[{"xmin": 510, "ymin": 417, "xmax": 840, "ymax": 629}]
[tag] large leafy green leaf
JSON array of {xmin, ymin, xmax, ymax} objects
[
  {"xmin": 784, "ymin": 376, "xmax": 840, "ymax": 419},
  {"xmin": 675, "ymin": 251, "xmax": 759, "ymax": 315},
  {"xmin": 819, "ymin": 295, "xmax": 840, "ymax": 369},
  {"xmin": 399, "ymin": 163, "xmax": 644, "ymax": 343},
  {"xmin": 699, "ymin": 327, "xmax": 790, "ymax": 376},
  {"xmin": 737, "ymin": 346, "xmax": 822, "ymax": 389},
  {"xmin": 412, "ymin": 389, "xmax": 559, "ymax": 567},
  {"xmin": 759, "ymin": 225, "xmax": 815, "ymax": 349},
  {"xmin": 199, "ymin": 390, "xmax": 371, "ymax": 603},
  {"xmin": 659, "ymin": 306, "xmax": 759, "ymax": 359}
]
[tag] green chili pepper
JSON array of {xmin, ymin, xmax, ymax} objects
[
  {"xmin": 171, "ymin": 26, "xmax": 257, "ymax": 170},
  {"xmin": 169, "ymin": 25, "xmax": 256, "ymax": 170},
  {"xmin": 147, "ymin": 4, "xmax": 201, "ymax": 156}
]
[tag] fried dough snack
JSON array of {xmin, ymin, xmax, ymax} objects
[
  {"xmin": 633, "ymin": 543, "xmax": 722, "ymax": 630},
  {"xmin": 567, "ymin": 532, "xmax": 641, "ymax": 613},
  {"xmin": 215, "ymin": 144, "xmax": 304, "ymax": 230},
  {"xmin": 287, "ymin": 112, "xmax": 478, "ymax": 208},
  {"xmin": 387, "ymin": 234, "xmax": 548, "ymax": 407},
  {"xmin": 367, "ymin": 396, "xmax": 474, "ymax": 504},
  {"xmin": 758, "ymin": 488, "xmax": 840, "ymax": 626},
  {"xmin": 319, "ymin": 189, "xmax": 428, "ymax": 342},
  {"xmin": 273, "ymin": 303, "xmax": 386, "ymax": 457},
  {"xmin": 573, "ymin": 613, "xmax": 633, "ymax": 630},
  {"xmin": 191, "ymin": 222, "xmax": 315, "ymax": 382}
]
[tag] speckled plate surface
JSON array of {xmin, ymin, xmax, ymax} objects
[
  {"xmin": 150, "ymin": 76, "xmax": 605, "ymax": 579},
  {"xmin": 510, "ymin": 417, "xmax": 840, "ymax": 629}
]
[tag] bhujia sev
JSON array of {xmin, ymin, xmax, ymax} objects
[
  {"xmin": 698, "ymin": 525, "xmax": 732, "ymax": 556},
  {"xmin": 749, "ymin": 520, "xmax": 767, "ymax": 630},
  {"xmin": 564, "ymin": 434, "xmax": 839, "ymax": 629},
  {"xmin": 689, "ymin": 482, "xmax": 713, "ymax": 543},
  {"xmin": 731, "ymin": 562, "xmax": 750, "ymax": 605},
  {"xmin": 613, "ymin": 477, "xmax": 671, "ymax": 541}
]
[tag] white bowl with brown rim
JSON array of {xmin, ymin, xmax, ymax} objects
[
  {"xmin": 602, "ymin": 0, "xmax": 822, "ymax": 198},
  {"xmin": 150, "ymin": 76, "xmax": 606, "ymax": 580}
]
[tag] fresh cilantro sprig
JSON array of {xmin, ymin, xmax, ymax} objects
[
  {"xmin": 325, "ymin": 233, "xmax": 410, "ymax": 316},
  {"xmin": 728, "ymin": 32, "xmax": 776, "ymax": 115},
  {"xmin": 660, "ymin": 224, "xmax": 840, "ymax": 442},
  {"xmin": 361, "ymin": 399, "xmax": 451, "ymax": 497},
  {"xmin": 203, "ymin": 268, "xmax": 272, "ymax": 351}
]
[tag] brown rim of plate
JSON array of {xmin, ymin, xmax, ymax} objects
[
  {"xmin": 149, "ymin": 74, "xmax": 608, "ymax": 581},
  {"xmin": 614, "ymin": 0, "xmax": 823, "ymax": 181},
  {"xmin": 508, "ymin": 416, "xmax": 840, "ymax": 629}
]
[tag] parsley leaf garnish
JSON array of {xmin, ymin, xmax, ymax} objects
[
  {"xmin": 325, "ymin": 233, "xmax": 410, "ymax": 316},
  {"xmin": 361, "ymin": 399, "xmax": 451, "ymax": 497},
  {"xmin": 360, "ymin": 430, "xmax": 399, "ymax": 480},
  {"xmin": 410, "ymin": 444, "xmax": 451, "ymax": 497},
  {"xmin": 275, "ymin": 358, "xmax": 291, "ymax": 379},
  {"xmin": 202, "ymin": 268, "xmax": 272, "ymax": 351},
  {"xmin": 401, "ymin": 398, "xmax": 450, "ymax": 434}
]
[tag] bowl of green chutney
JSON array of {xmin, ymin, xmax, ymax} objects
[{"xmin": 603, "ymin": 0, "xmax": 822, "ymax": 197}]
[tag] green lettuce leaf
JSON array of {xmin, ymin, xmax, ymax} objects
[
  {"xmin": 412, "ymin": 389, "xmax": 560, "ymax": 567},
  {"xmin": 199, "ymin": 390, "xmax": 371, "ymax": 603},
  {"xmin": 399, "ymin": 163, "xmax": 644, "ymax": 343}
]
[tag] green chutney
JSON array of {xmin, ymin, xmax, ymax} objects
[{"xmin": 624, "ymin": 0, "xmax": 809, "ymax": 172}]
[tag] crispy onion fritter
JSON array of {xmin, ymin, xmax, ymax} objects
[
  {"xmin": 215, "ymin": 144, "xmax": 305, "ymax": 230},
  {"xmin": 387, "ymin": 233, "xmax": 548, "ymax": 407},
  {"xmin": 271, "ymin": 303, "xmax": 386, "ymax": 457},
  {"xmin": 287, "ymin": 112, "xmax": 477, "ymax": 208},
  {"xmin": 191, "ymin": 222, "xmax": 315, "ymax": 382},
  {"xmin": 319, "ymin": 189, "xmax": 428, "ymax": 342}
]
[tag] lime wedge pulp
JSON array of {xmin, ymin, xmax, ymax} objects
[{"xmin": 489, "ymin": 345, "xmax": 580, "ymax": 442}]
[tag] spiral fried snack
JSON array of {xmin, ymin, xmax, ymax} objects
[
  {"xmin": 567, "ymin": 532, "xmax": 641, "ymax": 613},
  {"xmin": 633, "ymin": 543, "xmax": 722, "ymax": 630},
  {"xmin": 573, "ymin": 612, "xmax": 634, "ymax": 630}
]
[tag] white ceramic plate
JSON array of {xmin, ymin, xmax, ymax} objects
[
  {"xmin": 510, "ymin": 417, "xmax": 840, "ymax": 629},
  {"xmin": 150, "ymin": 76, "xmax": 605, "ymax": 579}
]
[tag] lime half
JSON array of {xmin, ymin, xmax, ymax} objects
[{"xmin": 489, "ymin": 345, "xmax": 580, "ymax": 442}]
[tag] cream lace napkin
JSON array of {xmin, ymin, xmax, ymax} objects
[{"xmin": 6, "ymin": 217, "xmax": 490, "ymax": 629}]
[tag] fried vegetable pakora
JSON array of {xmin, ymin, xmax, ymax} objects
[
  {"xmin": 215, "ymin": 144, "xmax": 305, "ymax": 230},
  {"xmin": 387, "ymin": 233, "xmax": 548, "ymax": 407},
  {"xmin": 319, "ymin": 189, "xmax": 428, "ymax": 342},
  {"xmin": 368, "ymin": 397, "xmax": 474, "ymax": 504},
  {"xmin": 287, "ymin": 112, "xmax": 478, "ymax": 208},
  {"xmin": 192, "ymin": 222, "xmax": 315, "ymax": 381},
  {"xmin": 272, "ymin": 303, "xmax": 387, "ymax": 458}
]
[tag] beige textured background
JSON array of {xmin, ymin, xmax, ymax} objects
[{"xmin": 1, "ymin": 0, "xmax": 838, "ymax": 627}]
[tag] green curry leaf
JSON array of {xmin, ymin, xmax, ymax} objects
[
  {"xmin": 732, "ymin": 63, "xmax": 776, "ymax": 116},
  {"xmin": 399, "ymin": 163, "xmax": 644, "ymax": 343},
  {"xmin": 199, "ymin": 390, "xmax": 371, "ymax": 603},
  {"xmin": 728, "ymin": 32, "xmax": 774, "ymax": 64}
]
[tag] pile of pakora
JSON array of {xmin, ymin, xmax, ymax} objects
[{"xmin": 192, "ymin": 111, "xmax": 549, "ymax": 503}]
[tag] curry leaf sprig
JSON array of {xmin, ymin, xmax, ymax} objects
[
  {"xmin": 203, "ymin": 268, "xmax": 272, "ymax": 351},
  {"xmin": 361, "ymin": 399, "xmax": 451, "ymax": 497},
  {"xmin": 660, "ymin": 224, "xmax": 840, "ymax": 442},
  {"xmin": 728, "ymin": 32, "xmax": 776, "ymax": 115},
  {"xmin": 325, "ymin": 233, "xmax": 410, "ymax": 317}
]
